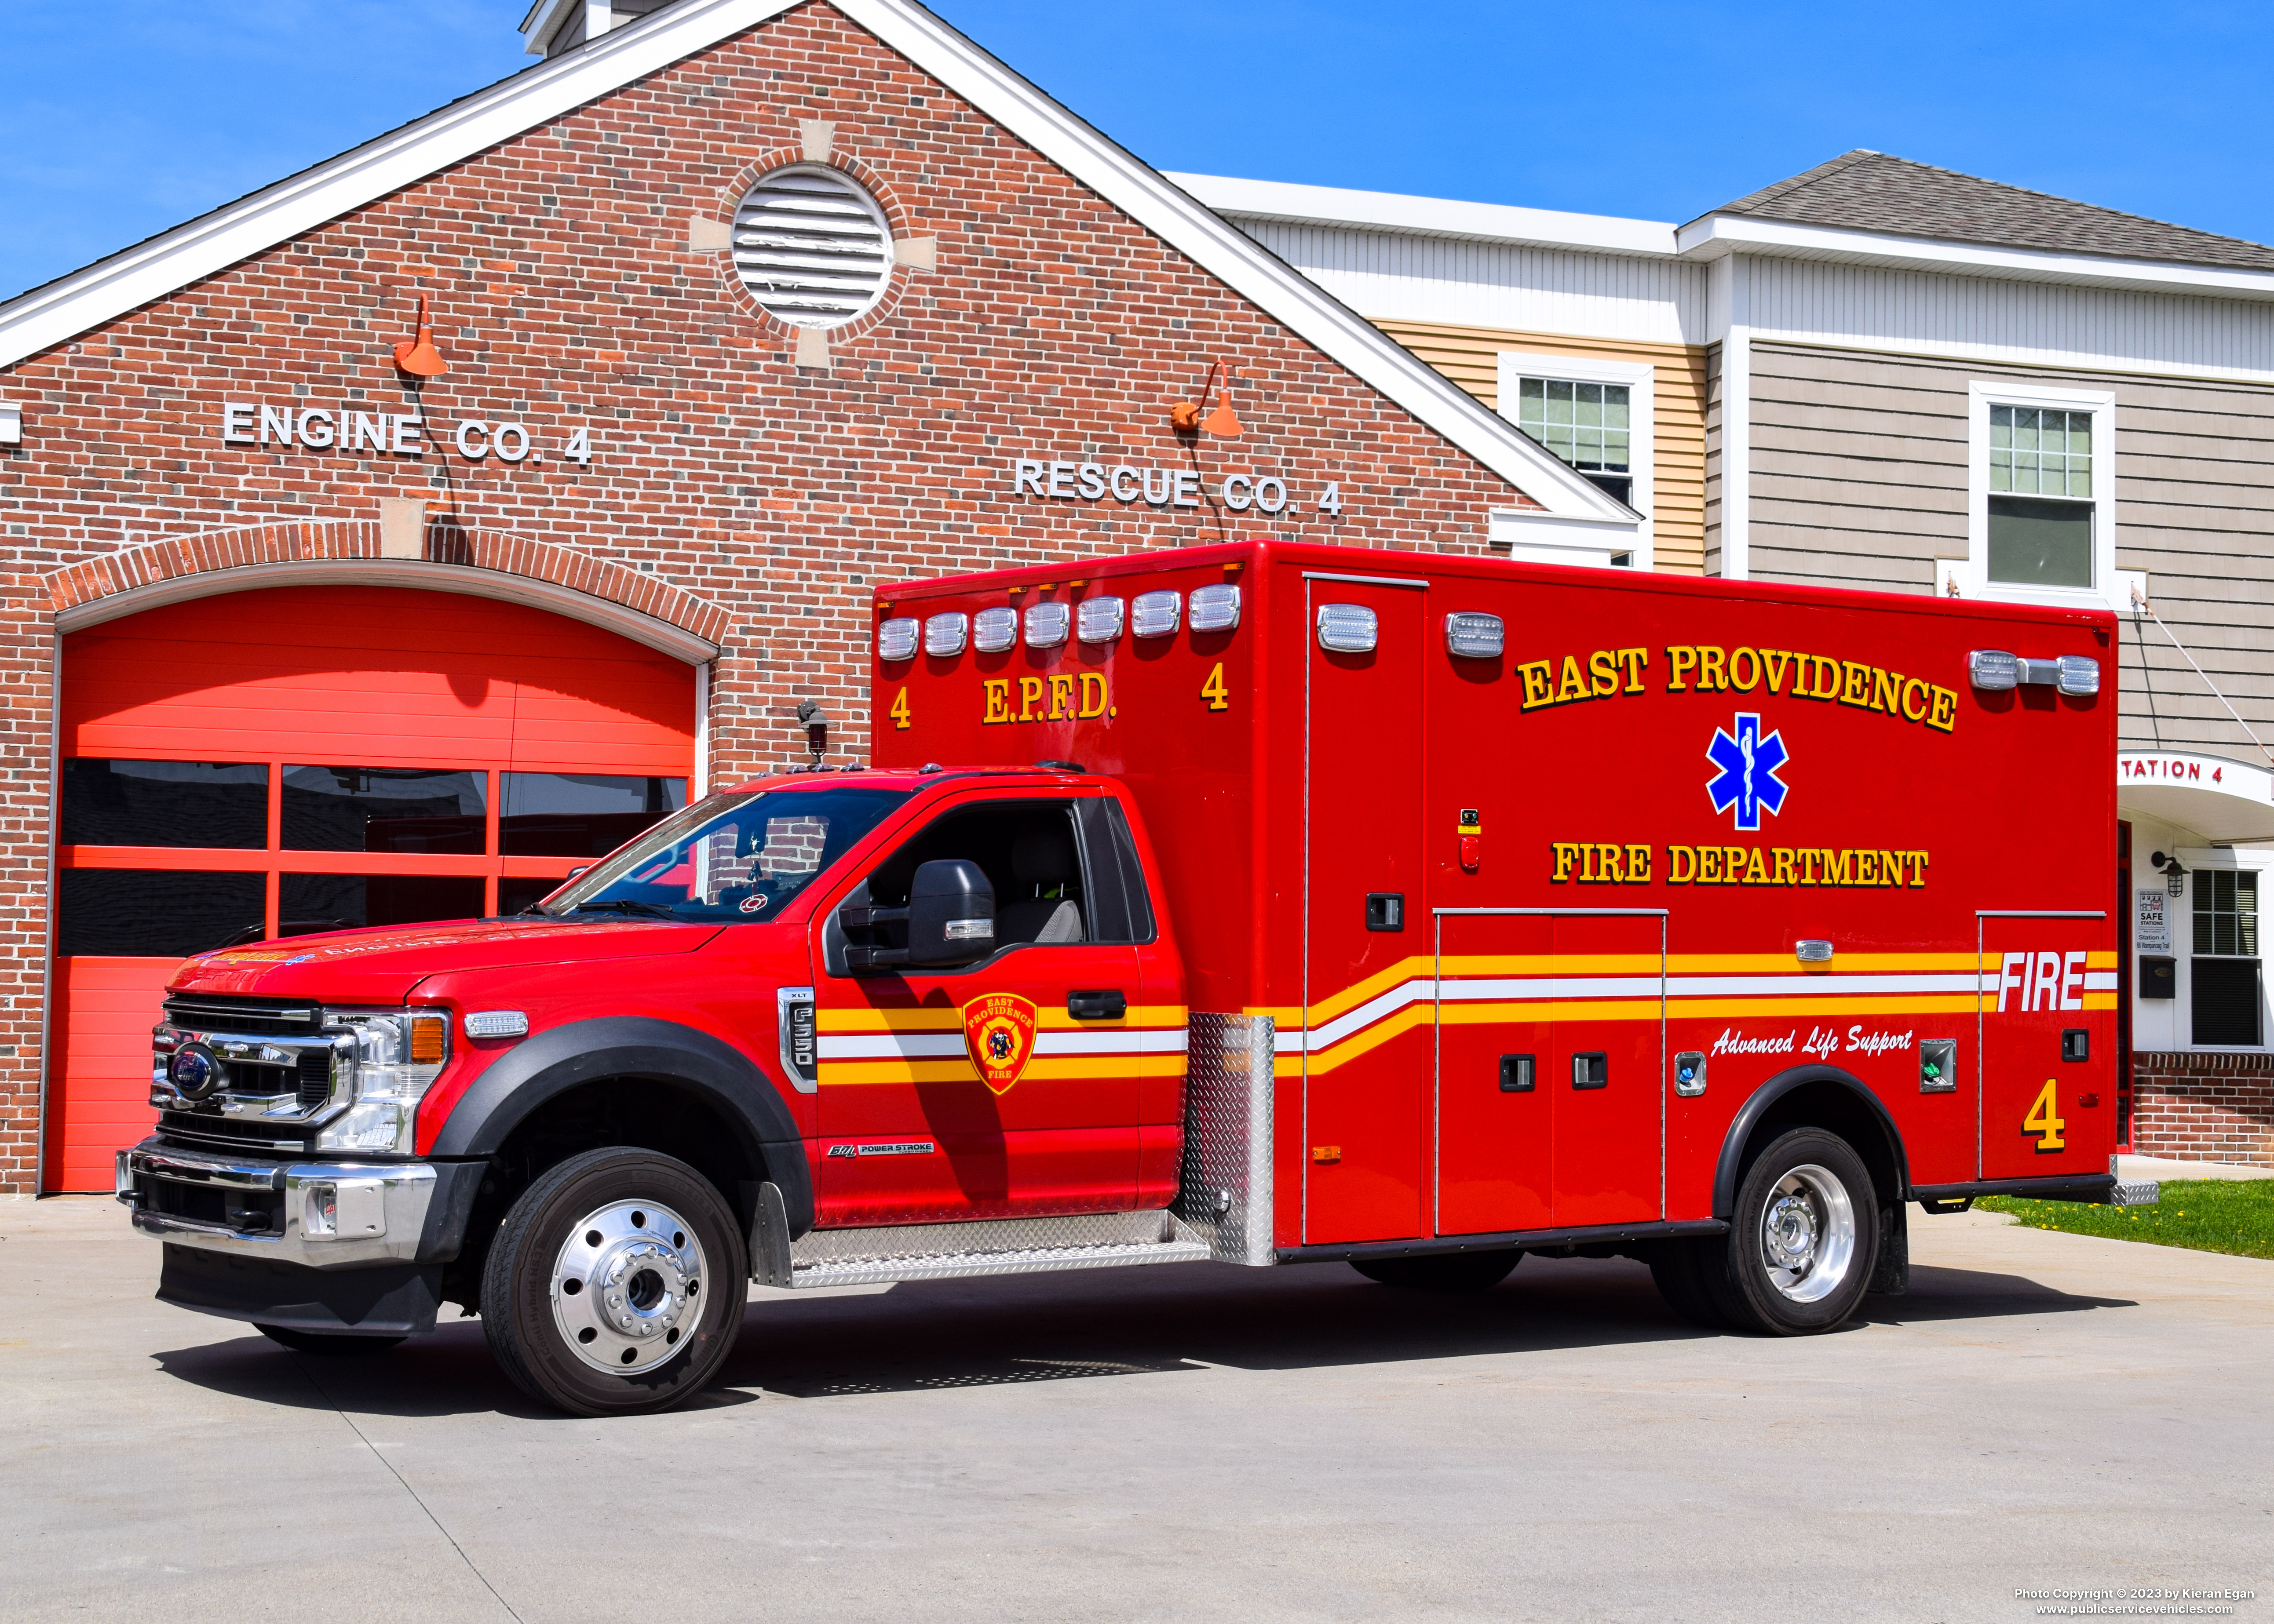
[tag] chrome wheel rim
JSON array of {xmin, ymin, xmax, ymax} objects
[
  {"xmin": 1758, "ymin": 1163, "xmax": 1855, "ymax": 1304},
  {"xmin": 550, "ymin": 1200, "xmax": 707, "ymax": 1375}
]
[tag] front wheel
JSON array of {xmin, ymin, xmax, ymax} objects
[
  {"xmin": 1702, "ymin": 1128, "xmax": 1878, "ymax": 1335},
  {"xmin": 481, "ymin": 1147, "xmax": 748, "ymax": 1416},
  {"xmin": 1351, "ymin": 1249, "xmax": 1522, "ymax": 1292}
]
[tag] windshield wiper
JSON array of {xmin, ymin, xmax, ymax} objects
[{"xmin": 567, "ymin": 899, "xmax": 682, "ymax": 920}]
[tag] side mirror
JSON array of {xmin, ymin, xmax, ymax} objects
[{"xmin": 907, "ymin": 859, "xmax": 995, "ymax": 968}]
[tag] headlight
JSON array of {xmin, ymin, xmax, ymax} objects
[{"xmin": 314, "ymin": 1009, "xmax": 450, "ymax": 1155}]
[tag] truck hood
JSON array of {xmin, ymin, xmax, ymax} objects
[{"xmin": 169, "ymin": 916, "xmax": 725, "ymax": 1005}]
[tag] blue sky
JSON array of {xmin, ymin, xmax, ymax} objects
[{"xmin": 5, "ymin": 0, "xmax": 2270, "ymax": 301}]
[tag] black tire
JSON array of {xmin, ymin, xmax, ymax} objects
[
  {"xmin": 480, "ymin": 1147, "xmax": 748, "ymax": 1417},
  {"xmin": 1351, "ymin": 1249, "xmax": 1522, "ymax": 1292},
  {"xmin": 256, "ymin": 1324, "xmax": 406, "ymax": 1355},
  {"xmin": 1703, "ymin": 1128, "xmax": 1879, "ymax": 1336},
  {"xmin": 1643, "ymin": 1238, "xmax": 1727, "ymax": 1329}
]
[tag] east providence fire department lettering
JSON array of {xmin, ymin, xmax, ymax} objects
[{"xmin": 117, "ymin": 538, "xmax": 2146, "ymax": 1417}]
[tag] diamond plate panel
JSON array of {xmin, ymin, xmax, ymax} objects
[
  {"xmin": 786, "ymin": 1209, "xmax": 1208, "ymax": 1288},
  {"xmin": 1173, "ymin": 1012, "xmax": 1277, "ymax": 1265}
]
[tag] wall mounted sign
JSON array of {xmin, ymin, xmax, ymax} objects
[
  {"xmin": 219, "ymin": 401, "xmax": 594, "ymax": 465},
  {"xmin": 2135, "ymin": 889, "xmax": 2170, "ymax": 954},
  {"xmin": 1010, "ymin": 458, "xmax": 1343, "ymax": 515}
]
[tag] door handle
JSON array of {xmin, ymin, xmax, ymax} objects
[{"xmin": 1068, "ymin": 989, "xmax": 1128, "ymax": 1020}]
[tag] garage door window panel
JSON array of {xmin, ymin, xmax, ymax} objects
[
  {"xmin": 61, "ymin": 760, "xmax": 268, "ymax": 849},
  {"xmin": 499, "ymin": 772, "xmax": 688, "ymax": 856},
  {"xmin": 282, "ymin": 765, "xmax": 488, "ymax": 853},
  {"xmin": 57, "ymin": 870, "xmax": 266, "ymax": 958},
  {"xmin": 282, "ymin": 873, "xmax": 489, "ymax": 933}
]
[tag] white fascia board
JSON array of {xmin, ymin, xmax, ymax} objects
[
  {"xmin": 522, "ymin": 0, "xmax": 588, "ymax": 55},
  {"xmin": 0, "ymin": 0, "xmax": 1619, "ymax": 520},
  {"xmin": 835, "ymin": 3, "xmax": 1626, "ymax": 520},
  {"xmin": 0, "ymin": 0, "xmax": 802, "ymax": 371},
  {"xmin": 1676, "ymin": 213, "xmax": 2274, "ymax": 302},
  {"xmin": 1164, "ymin": 172, "xmax": 1678, "ymax": 259}
]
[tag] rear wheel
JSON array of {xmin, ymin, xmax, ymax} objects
[
  {"xmin": 256, "ymin": 1324, "xmax": 406, "ymax": 1355},
  {"xmin": 1351, "ymin": 1249, "xmax": 1522, "ymax": 1292},
  {"xmin": 481, "ymin": 1147, "xmax": 748, "ymax": 1416},
  {"xmin": 1704, "ymin": 1128, "xmax": 1878, "ymax": 1335}
]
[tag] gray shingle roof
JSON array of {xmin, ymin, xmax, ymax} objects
[{"xmin": 1698, "ymin": 149, "xmax": 2274, "ymax": 273}]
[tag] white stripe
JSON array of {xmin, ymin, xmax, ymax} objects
[
  {"xmin": 820, "ymin": 1027, "xmax": 1190, "ymax": 1062},
  {"xmin": 2083, "ymin": 972, "xmax": 2119, "ymax": 991},
  {"xmin": 1274, "ymin": 970, "xmax": 2023, "ymax": 1055}
]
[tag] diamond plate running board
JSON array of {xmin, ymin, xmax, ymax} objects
[{"xmin": 786, "ymin": 1209, "xmax": 1212, "ymax": 1289}]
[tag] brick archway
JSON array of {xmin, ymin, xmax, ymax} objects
[{"xmin": 44, "ymin": 517, "xmax": 731, "ymax": 656}]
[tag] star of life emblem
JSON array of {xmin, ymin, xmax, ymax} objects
[{"xmin": 1705, "ymin": 713, "xmax": 1791, "ymax": 832}]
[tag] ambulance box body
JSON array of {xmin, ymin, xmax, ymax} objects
[{"xmin": 872, "ymin": 538, "xmax": 2120, "ymax": 1251}]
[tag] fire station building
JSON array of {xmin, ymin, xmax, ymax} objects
[{"xmin": 0, "ymin": 0, "xmax": 1632, "ymax": 1192}]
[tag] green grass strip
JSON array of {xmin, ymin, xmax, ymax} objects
[{"xmin": 1977, "ymin": 1178, "xmax": 2274, "ymax": 1261}]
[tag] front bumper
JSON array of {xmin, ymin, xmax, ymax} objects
[{"xmin": 117, "ymin": 1138, "xmax": 478, "ymax": 1270}]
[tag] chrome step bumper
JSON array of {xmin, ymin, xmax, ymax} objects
[
  {"xmin": 118, "ymin": 1138, "xmax": 442, "ymax": 1269},
  {"xmin": 786, "ymin": 1210, "xmax": 1211, "ymax": 1289}
]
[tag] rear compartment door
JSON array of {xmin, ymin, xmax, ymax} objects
[
  {"xmin": 1301, "ymin": 573, "xmax": 1428, "ymax": 1245},
  {"xmin": 1978, "ymin": 910, "xmax": 2115, "ymax": 1181},
  {"xmin": 1434, "ymin": 909, "xmax": 1664, "ymax": 1235}
]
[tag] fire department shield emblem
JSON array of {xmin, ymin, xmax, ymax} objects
[{"xmin": 961, "ymin": 993, "xmax": 1039, "ymax": 1096}]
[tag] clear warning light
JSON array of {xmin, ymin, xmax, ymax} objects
[
  {"xmin": 1188, "ymin": 584, "xmax": 1241, "ymax": 634},
  {"xmin": 973, "ymin": 607, "xmax": 1018, "ymax": 653},
  {"xmin": 1444, "ymin": 612, "xmax": 1504, "ymax": 659},
  {"xmin": 1132, "ymin": 590, "xmax": 1181, "ymax": 637},
  {"xmin": 924, "ymin": 612, "xmax": 969, "ymax": 657},
  {"xmin": 1316, "ymin": 602, "xmax": 1378, "ymax": 653},
  {"xmin": 876, "ymin": 617, "xmax": 919, "ymax": 661}
]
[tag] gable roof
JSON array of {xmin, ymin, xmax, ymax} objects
[
  {"xmin": 1699, "ymin": 149, "xmax": 2274, "ymax": 274},
  {"xmin": 0, "ymin": 0, "xmax": 1628, "ymax": 526}
]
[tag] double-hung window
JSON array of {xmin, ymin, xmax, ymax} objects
[
  {"xmin": 2191, "ymin": 867, "xmax": 2263, "ymax": 1047},
  {"xmin": 1957, "ymin": 382, "xmax": 2117, "ymax": 607},
  {"xmin": 1494, "ymin": 351, "xmax": 1654, "ymax": 569}
]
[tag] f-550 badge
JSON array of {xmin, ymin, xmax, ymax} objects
[
  {"xmin": 1706, "ymin": 712, "xmax": 1791, "ymax": 832},
  {"xmin": 962, "ymin": 992, "xmax": 1039, "ymax": 1095}
]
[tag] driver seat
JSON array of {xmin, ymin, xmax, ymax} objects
[{"xmin": 997, "ymin": 824, "xmax": 1085, "ymax": 944}]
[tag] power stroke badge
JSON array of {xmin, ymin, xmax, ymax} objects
[{"xmin": 962, "ymin": 992, "xmax": 1039, "ymax": 1095}]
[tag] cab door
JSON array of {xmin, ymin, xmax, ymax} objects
[
  {"xmin": 1979, "ymin": 911, "xmax": 2113, "ymax": 1180},
  {"xmin": 809, "ymin": 793, "xmax": 1143, "ymax": 1226}
]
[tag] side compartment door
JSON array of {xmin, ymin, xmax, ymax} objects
[
  {"xmin": 1980, "ymin": 913, "xmax": 2115, "ymax": 1180},
  {"xmin": 1302, "ymin": 579, "xmax": 1427, "ymax": 1244},
  {"xmin": 1434, "ymin": 911, "xmax": 1553, "ymax": 1234},
  {"xmin": 1548, "ymin": 912, "xmax": 1665, "ymax": 1227}
]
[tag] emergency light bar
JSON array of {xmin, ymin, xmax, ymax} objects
[
  {"xmin": 1077, "ymin": 596, "xmax": 1125, "ymax": 643},
  {"xmin": 973, "ymin": 606, "xmax": 1018, "ymax": 652},
  {"xmin": 924, "ymin": 612, "xmax": 968, "ymax": 656},
  {"xmin": 1132, "ymin": 590, "xmax": 1180, "ymax": 637},
  {"xmin": 877, "ymin": 617, "xmax": 919, "ymax": 661},
  {"xmin": 1189, "ymin": 583, "xmax": 1241, "ymax": 633},
  {"xmin": 1969, "ymin": 648, "xmax": 2099, "ymax": 697},
  {"xmin": 1024, "ymin": 601, "xmax": 1070, "ymax": 648}
]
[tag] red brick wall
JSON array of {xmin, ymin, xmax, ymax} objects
[
  {"xmin": 2130, "ymin": 1051, "xmax": 2274, "ymax": 1166},
  {"xmin": 0, "ymin": 4, "xmax": 1540, "ymax": 1188}
]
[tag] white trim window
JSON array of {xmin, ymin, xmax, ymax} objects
[
  {"xmin": 1495, "ymin": 352, "xmax": 1654, "ymax": 570},
  {"xmin": 1945, "ymin": 381, "xmax": 2120, "ymax": 609}
]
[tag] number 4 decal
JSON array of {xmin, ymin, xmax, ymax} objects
[
  {"xmin": 2023, "ymin": 1079, "xmax": 2066, "ymax": 1153},
  {"xmin": 889, "ymin": 687, "xmax": 911, "ymax": 730},
  {"xmin": 1200, "ymin": 662, "xmax": 1230, "ymax": 712}
]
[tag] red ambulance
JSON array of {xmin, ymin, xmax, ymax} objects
[{"xmin": 119, "ymin": 539, "xmax": 2144, "ymax": 1416}]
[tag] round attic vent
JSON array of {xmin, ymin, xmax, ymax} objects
[{"xmin": 731, "ymin": 165, "xmax": 894, "ymax": 328}]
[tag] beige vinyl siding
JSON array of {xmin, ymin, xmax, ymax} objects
[
  {"xmin": 1704, "ymin": 342, "xmax": 1723, "ymax": 577},
  {"xmin": 1373, "ymin": 319, "xmax": 1710, "ymax": 575},
  {"xmin": 1748, "ymin": 339, "xmax": 2274, "ymax": 757}
]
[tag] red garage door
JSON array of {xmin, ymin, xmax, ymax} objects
[{"xmin": 44, "ymin": 585, "xmax": 699, "ymax": 1191}]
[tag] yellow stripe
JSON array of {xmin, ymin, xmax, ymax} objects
[
  {"xmin": 2086, "ymin": 950, "xmax": 2117, "ymax": 969},
  {"xmin": 816, "ymin": 1054, "xmax": 1190, "ymax": 1086},
  {"xmin": 816, "ymin": 1005, "xmax": 1186, "ymax": 1033}
]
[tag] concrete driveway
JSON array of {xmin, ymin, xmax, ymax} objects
[{"xmin": 3, "ymin": 1196, "xmax": 2267, "ymax": 1624}]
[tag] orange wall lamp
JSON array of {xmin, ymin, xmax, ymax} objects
[
  {"xmin": 392, "ymin": 294, "xmax": 449, "ymax": 378},
  {"xmin": 1171, "ymin": 360, "xmax": 1243, "ymax": 438}
]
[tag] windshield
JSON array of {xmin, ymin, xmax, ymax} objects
[{"xmin": 536, "ymin": 786, "xmax": 910, "ymax": 922}]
